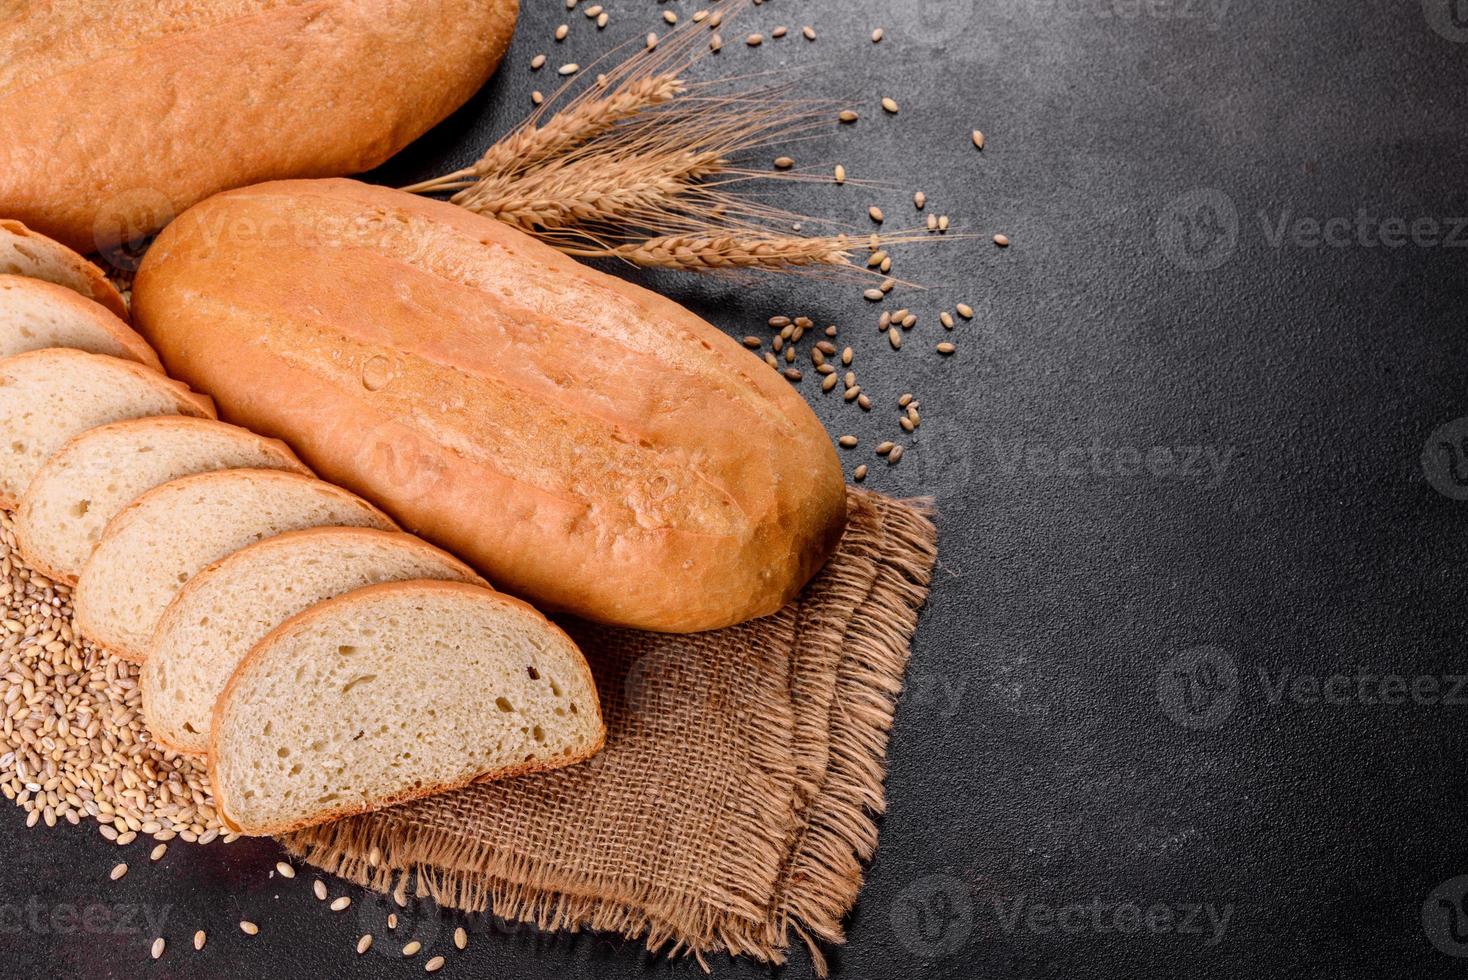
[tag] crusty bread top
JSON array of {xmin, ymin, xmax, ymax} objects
[
  {"xmin": 132, "ymin": 178, "xmax": 848, "ymax": 632},
  {"xmin": 0, "ymin": 0, "xmax": 518, "ymax": 251},
  {"xmin": 0, "ymin": 219, "xmax": 128, "ymax": 319},
  {"xmin": 208, "ymin": 579, "xmax": 604, "ymax": 836},
  {"xmin": 0, "ymin": 274, "xmax": 158, "ymax": 368}
]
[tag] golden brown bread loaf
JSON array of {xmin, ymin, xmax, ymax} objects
[
  {"xmin": 0, "ymin": 0, "xmax": 518, "ymax": 253},
  {"xmin": 132, "ymin": 179, "xmax": 847, "ymax": 633}
]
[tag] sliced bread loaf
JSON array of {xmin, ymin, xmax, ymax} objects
[
  {"xmin": 0, "ymin": 275, "xmax": 159, "ymax": 368},
  {"xmin": 75, "ymin": 469, "xmax": 396, "ymax": 662},
  {"xmin": 209, "ymin": 580, "xmax": 605, "ymax": 836},
  {"xmin": 143, "ymin": 527, "xmax": 484, "ymax": 754},
  {"xmin": 0, "ymin": 219, "xmax": 130, "ymax": 320},
  {"xmin": 15, "ymin": 418, "xmax": 310, "ymax": 585},
  {"xmin": 0, "ymin": 348, "xmax": 214, "ymax": 507}
]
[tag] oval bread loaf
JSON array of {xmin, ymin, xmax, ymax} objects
[
  {"xmin": 0, "ymin": 276, "xmax": 158, "ymax": 368},
  {"xmin": 15, "ymin": 417, "xmax": 310, "ymax": 585},
  {"xmin": 132, "ymin": 179, "xmax": 847, "ymax": 633},
  {"xmin": 0, "ymin": 348, "xmax": 215, "ymax": 507},
  {"xmin": 209, "ymin": 580, "xmax": 605, "ymax": 836},
  {"xmin": 0, "ymin": 0, "xmax": 518, "ymax": 252},
  {"xmin": 143, "ymin": 527, "xmax": 484, "ymax": 754},
  {"xmin": 0, "ymin": 220, "xmax": 129, "ymax": 319},
  {"xmin": 75, "ymin": 469, "xmax": 397, "ymax": 662}
]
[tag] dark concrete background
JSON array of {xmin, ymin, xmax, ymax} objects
[{"xmin": 4, "ymin": 1, "xmax": 1468, "ymax": 977}]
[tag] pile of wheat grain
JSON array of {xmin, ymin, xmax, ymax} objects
[{"xmin": 0, "ymin": 512, "xmax": 228, "ymax": 844}]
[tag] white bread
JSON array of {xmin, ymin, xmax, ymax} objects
[
  {"xmin": 75, "ymin": 469, "xmax": 396, "ymax": 662},
  {"xmin": 0, "ymin": 276, "xmax": 156, "ymax": 367},
  {"xmin": 15, "ymin": 417, "xmax": 309, "ymax": 585},
  {"xmin": 132, "ymin": 179, "xmax": 847, "ymax": 633},
  {"xmin": 143, "ymin": 527, "xmax": 484, "ymax": 754},
  {"xmin": 0, "ymin": 219, "xmax": 129, "ymax": 319},
  {"xmin": 0, "ymin": 348, "xmax": 214, "ymax": 508},
  {"xmin": 0, "ymin": 1, "xmax": 518, "ymax": 252},
  {"xmin": 209, "ymin": 580, "xmax": 604, "ymax": 836}
]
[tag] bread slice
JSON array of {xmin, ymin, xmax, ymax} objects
[
  {"xmin": 209, "ymin": 580, "xmax": 605, "ymax": 836},
  {"xmin": 0, "ymin": 219, "xmax": 130, "ymax": 320},
  {"xmin": 0, "ymin": 275, "xmax": 159, "ymax": 368},
  {"xmin": 75, "ymin": 469, "xmax": 396, "ymax": 662},
  {"xmin": 0, "ymin": 348, "xmax": 214, "ymax": 507},
  {"xmin": 143, "ymin": 528, "xmax": 484, "ymax": 754},
  {"xmin": 14, "ymin": 418, "xmax": 310, "ymax": 585}
]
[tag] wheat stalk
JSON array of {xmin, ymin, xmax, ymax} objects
[
  {"xmin": 562, "ymin": 234, "xmax": 857, "ymax": 270},
  {"xmin": 400, "ymin": 74, "xmax": 686, "ymax": 195},
  {"xmin": 399, "ymin": 17, "xmax": 955, "ymax": 274},
  {"xmin": 452, "ymin": 150, "xmax": 725, "ymax": 231}
]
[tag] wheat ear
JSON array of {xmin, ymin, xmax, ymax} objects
[
  {"xmin": 561, "ymin": 234, "xmax": 857, "ymax": 270},
  {"xmin": 452, "ymin": 151, "xmax": 725, "ymax": 231},
  {"xmin": 401, "ymin": 75, "xmax": 687, "ymax": 195}
]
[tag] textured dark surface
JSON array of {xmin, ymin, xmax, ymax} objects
[{"xmin": 4, "ymin": 1, "xmax": 1468, "ymax": 977}]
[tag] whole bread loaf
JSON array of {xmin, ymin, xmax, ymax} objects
[
  {"xmin": 132, "ymin": 179, "xmax": 847, "ymax": 633},
  {"xmin": 0, "ymin": 0, "xmax": 518, "ymax": 252}
]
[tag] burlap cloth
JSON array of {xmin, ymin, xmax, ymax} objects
[{"xmin": 283, "ymin": 488, "xmax": 935, "ymax": 972}]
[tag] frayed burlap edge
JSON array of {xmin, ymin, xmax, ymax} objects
[{"xmin": 282, "ymin": 490, "xmax": 937, "ymax": 974}]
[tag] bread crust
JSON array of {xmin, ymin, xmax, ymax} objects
[
  {"xmin": 133, "ymin": 179, "xmax": 848, "ymax": 633},
  {"xmin": 0, "ymin": 348, "xmax": 216, "ymax": 508},
  {"xmin": 206, "ymin": 579, "xmax": 606, "ymax": 836},
  {"xmin": 0, "ymin": 275, "xmax": 159, "ymax": 369},
  {"xmin": 0, "ymin": 220, "xmax": 128, "ymax": 319},
  {"xmin": 144, "ymin": 526, "xmax": 487, "ymax": 754},
  {"xmin": 13, "ymin": 416, "xmax": 311, "ymax": 585},
  {"xmin": 0, "ymin": 1, "xmax": 518, "ymax": 252},
  {"xmin": 74, "ymin": 468, "xmax": 397, "ymax": 662}
]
